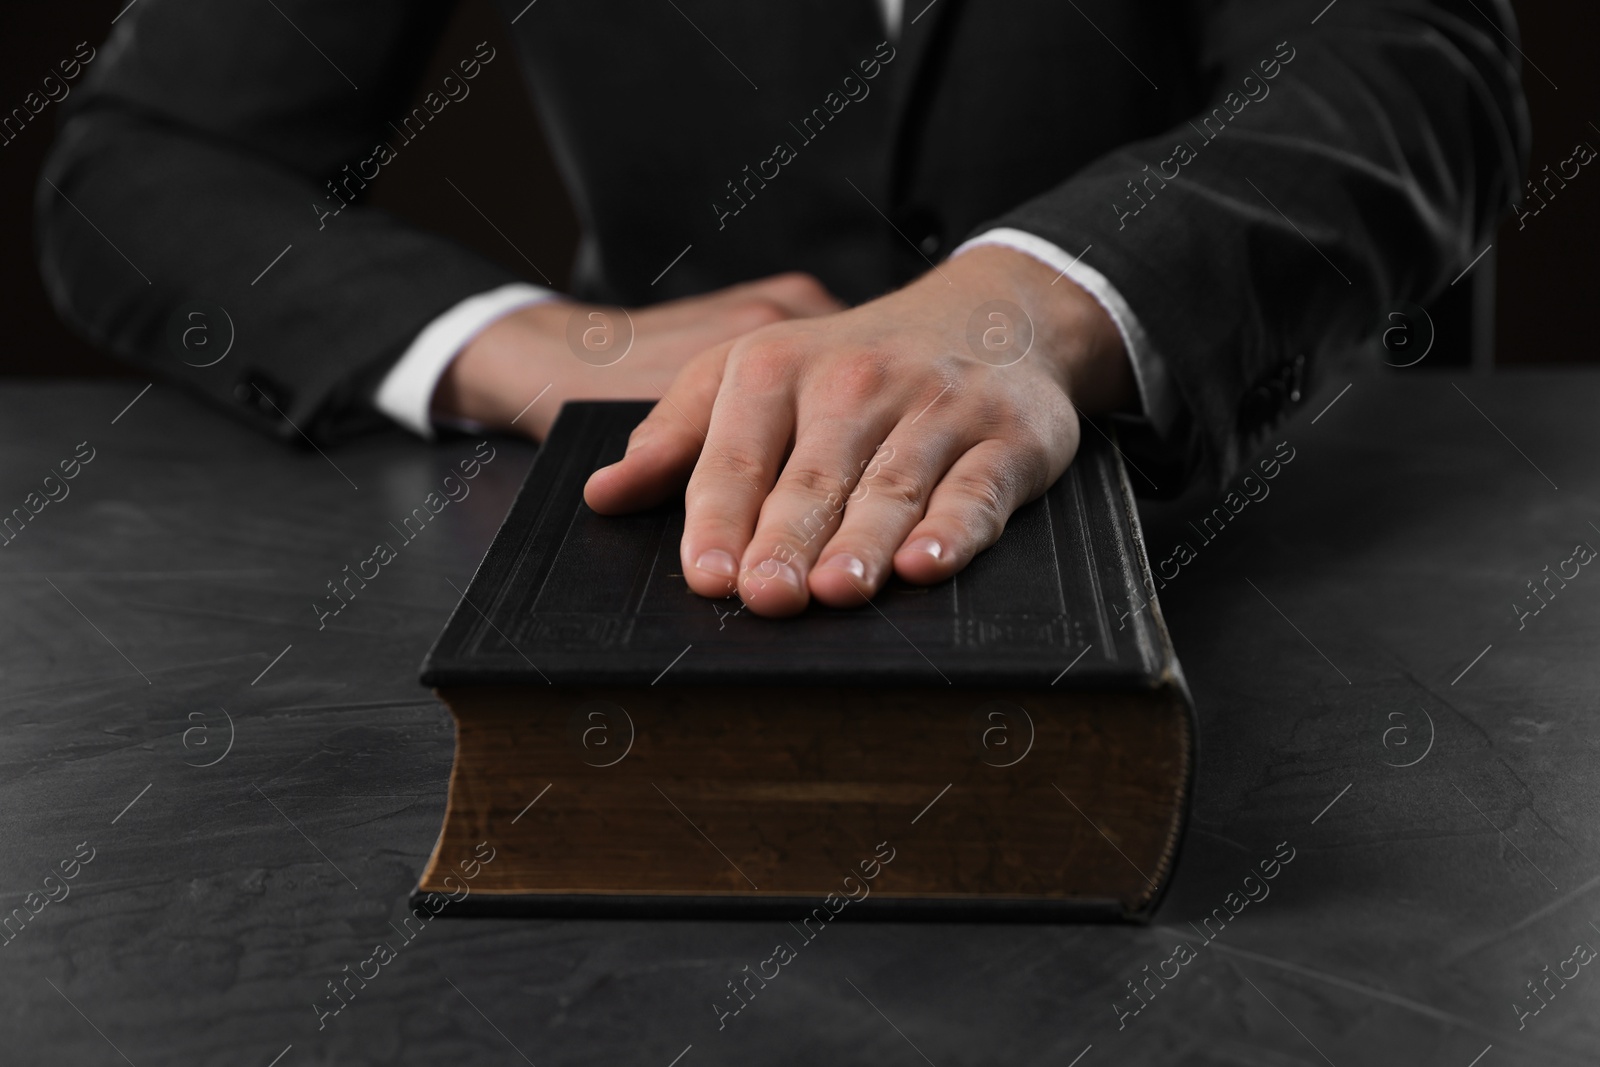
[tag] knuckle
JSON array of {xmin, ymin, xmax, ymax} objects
[
  {"xmin": 974, "ymin": 448, "xmax": 1039, "ymax": 505},
  {"xmin": 857, "ymin": 456, "xmax": 923, "ymax": 507},
  {"xmin": 730, "ymin": 340, "xmax": 800, "ymax": 392},
  {"xmin": 911, "ymin": 373, "xmax": 964, "ymax": 421},
  {"xmin": 945, "ymin": 468, "xmax": 1013, "ymax": 533},
  {"xmin": 715, "ymin": 443, "xmax": 769, "ymax": 482},
  {"xmin": 692, "ymin": 441, "xmax": 768, "ymax": 493},
  {"xmin": 823, "ymin": 354, "xmax": 893, "ymax": 406},
  {"xmin": 778, "ymin": 462, "xmax": 840, "ymax": 498}
]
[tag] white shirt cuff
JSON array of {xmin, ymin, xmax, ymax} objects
[
  {"xmin": 950, "ymin": 227, "xmax": 1178, "ymax": 436},
  {"xmin": 372, "ymin": 282, "xmax": 557, "ymax": 438}
]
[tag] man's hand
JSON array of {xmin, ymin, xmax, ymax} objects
[
  {"xmin": 584, "ymin": 246, "xmax": 1137, "ymax": 617},
  {"xmin": 431, "ymin": 273, "xmax": 844, "ymax": 438}
]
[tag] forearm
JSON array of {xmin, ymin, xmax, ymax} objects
[{"xmin": 36, "ymin": 0, "xmax": 522, "ymax": 443}]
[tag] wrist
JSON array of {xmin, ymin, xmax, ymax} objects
[
  {"xmin": 936, "ymin": 245, "xmax": 1134, "ymax": 413},
  {"xmin": 431, "ymin": 299, "xmax": 573, "ymax": 427}
]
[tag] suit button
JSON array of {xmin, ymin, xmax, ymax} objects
[
  {"xmin": 1287, "ymin": 352, "xmax": 1307, "ymax": 404},
  {"xmin": 235, "ymin": 373, "xmax": 292, "ymax": 421}
]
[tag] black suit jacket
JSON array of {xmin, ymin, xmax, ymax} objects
[{"xmin": 36, "ymin": 0, "xmax": 1527, "ymax": 484}]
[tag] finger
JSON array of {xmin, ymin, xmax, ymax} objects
[
  {"xmin": 805, "ymin": 427, "xmax": 971, "ymax": 608},
  {"xmin": 583, "ymin": 344, "xmax": 728, "ymax": 515},
  {"xmin": 694, "ymin": 272, "xmax": 845, "ymax": 318},
  {"xmin": 745, "ymin": 272, "xmax": 848, "ymax": 317},
  {"xmin": 626, "ymin": 275, "xmax": 843, "ymax": 363},
  {"xmin": 736, "ymin": 410, "xmax": 906, "ymax": 616},
  {"xmin": 892, "ymin": 440, "xmax": 1063, "ymax": 585},
  {"xmin": 677, "ymin": 350, "xmax": 799, "ymax": 600},
  {"xmin": 649, "ymin": 273, "xmax": 843, "ymax": 328},
  {"xmin": 648, "ymin": 300, "xmax": 788, "ymax": 359}
]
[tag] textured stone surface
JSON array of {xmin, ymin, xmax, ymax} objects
[{"xmin": 2, "ymin": 375, "xmax": 1597, "ymax": 1065}]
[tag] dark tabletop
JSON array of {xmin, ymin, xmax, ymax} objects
[{"xmin": 4, "ymin": 371, "xmax": 1599, "ymax": 1066}]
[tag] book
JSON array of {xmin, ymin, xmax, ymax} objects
[{"xmin": 415, "ymin": 401, "xmax": 1194, "ymax": 921}]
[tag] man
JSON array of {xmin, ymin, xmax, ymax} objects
[{"xmin": 36, "ymin": 0, "xmax": 1527, "ymax": 617}]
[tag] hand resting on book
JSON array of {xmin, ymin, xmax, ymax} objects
[{"xmin": 584, "ymin": 246, "xmax": 1135, "ymax": 617}]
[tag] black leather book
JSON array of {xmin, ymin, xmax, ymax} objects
[{"xmin": 416, "ymin": 401, "xmax": 1194, "ymax": 921}]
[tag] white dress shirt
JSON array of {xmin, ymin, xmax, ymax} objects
[{"xmin": 374, "ymin": 0, "xmax": 1171, "ymax": 438}]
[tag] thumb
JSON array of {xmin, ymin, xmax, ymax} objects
[{"xmin": 583, "ymin": 343, "xmax": 729, "ymax": 514}]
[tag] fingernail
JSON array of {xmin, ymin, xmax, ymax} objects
[
  {"xmin": 905, "ymin": 537, "xmax": 943, "ymax": 560},
  {"xmin": 694, "ymin": 549, "xmax": 738, "ymax": 577},
  {"xmin": 745, "ymin": 560, "xmax": 801, "ymax": 591},
  {"xmin": 819, "ymin": 554, "xmax": 866, "ymax": 580}
]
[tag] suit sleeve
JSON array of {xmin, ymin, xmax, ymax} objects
[
  {"xmin": 35, "ymin": 0, "xmax": 527, "ymax": 445},
  {"xmin": 978, "ymin": 0, "xmax": 1529, "ymax": 485}
]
